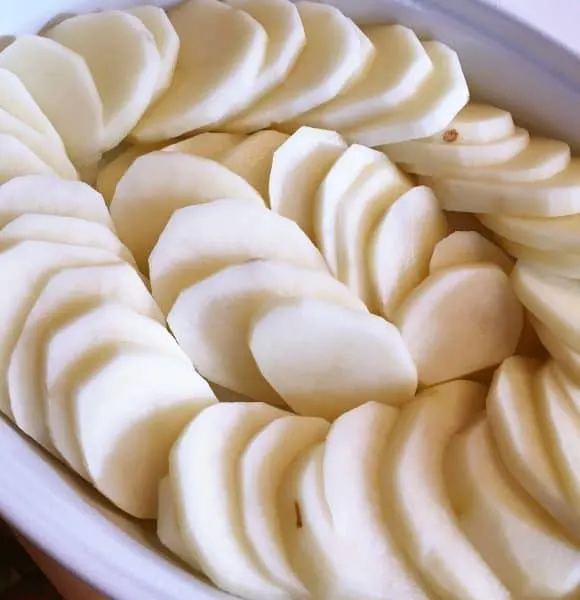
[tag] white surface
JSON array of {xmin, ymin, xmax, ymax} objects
[{"xmin": 1, "ymin": 1, "xmax": 580, "ymax": 600}]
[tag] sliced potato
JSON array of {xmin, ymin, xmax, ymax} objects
[
  {"xmin": 394, "ymin": 264, "xmax": 523, "ymax": 386},
  {"xmin": 163, "ymin": 131, "xmax": 245, "ymax": 157},
  {"xmin": 532, "ymin": 316, "xmax": 580, "ymax": 385},
  {"xmin": 498, "ymin": 238, "xmax": 580, "ymax": 278},
  {"xmin": 0, "ymin": 132, "xmax": 55, "ymax": 183}
]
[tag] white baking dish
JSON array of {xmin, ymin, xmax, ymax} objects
[{"xmin": 1, "ymin": 1, "xmax": 580, "ymax": 598}]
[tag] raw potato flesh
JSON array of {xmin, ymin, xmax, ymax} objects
[
  {"xmin": 394, "ymin": 264, "xmax": 523, "ymax": 386},
  {"xmin": 225, "ymin": 2, "xmax": 374, "ymax": 132},
  {"xmin": 315, "ymin": 144, "xmax": 394, "ymax": 275},
  {"xmin": 532, "ymin": 316, "xmax": 580, "ymax": 385},
  {"xmin": 402, "ymin": 137, "xmax": 570, "ymax": 183},
  {"xmin": 127, "ymin": 5, "xmax": 179, "ymax": 101},
  {"xmin": 0, "ymin": 175, "xmax": 113, "ymax": 230},
  {"xmin": 430, "ymin": 158, "xmax": 580, "ymax": 217},
  {"xmin": 132, "ymin": 0, "xmax": 268, "ymax": 141},
  {"xmin": 429, "ymin": 231, "xmax": 513, "ymax": 274},
  {"xmin": 486, "ymin": 357, "xmax": 580, "ymax": 537},
  {"xmin": 0, "ymin": 35, "xmax": 104, "ymax": 172},
  {"xmin": 0, "ymin": 214, "xmax": 135, "ymax": 265},
  {"xmin": 170, "ymin": 402, "xmax": 288, "ymax": 599},
  {"xmin": 370, "ymin": 186, "xmax": 447, "ymax": 319},
  {"xmin": 221, "ymin": 130, "xmax": 289, "ymax": 200},
  {"xmin": 8, "ymin": 263, "xmax": 161, "ymax": 450},
  {"xmin": 269, "ymin": 126, "xmax": 346, "ymax": 239},
  {"xmin": 446, "ymin": 418, "xmax": 580, "ymax": 598},
  {"xmin": 73, "ymin": 347, "xmax": 215, "ymax": 518},
  {"xmin": 296, "ymin": 25, "xmax": 433, "ymax": 131},
  {"xmin": 385, "ymin": 381, "xmax": 509, "ymax": 600},
  {"xmin": 223, "ymin": 0, "xmax": 306, "ymax": 116},
  {"xmin": 511, "ymin": 262, "xmax": 580, "ymax": 352},
  {"xmin": 167, "ymin": 260, "xmax": 365, "ymax": 406},
  {"xmin": 109, "ymin": 152, "xmax": 264, "ymax": 272},
  {"xmin": 322, "ymin": 402, "xmax": 429, "ymax": 600},
  {"xmin": 149, "ymin": 199, "xmax": 327, "ymax": 314},
  {"xmin": 48, "ymin": 11, "xmax": 162, "ymax": 151},
  {"xmin": 0, "ymin": 241, "xmax": 121, "ymax": 418},
  {"xmin": 240, "ymin": 414, "xmax": 328, "ymax": 594},
  {"xmin": 0, "ymin": 133, "xmax": 55, "ymax": 183},
  {"xmin": 163, "ymin": 131, "xmax": 245, "ymax": 157},
  {"xmin": 249, "ymin": 298, "xmax": 417, "ymax": 419},
  {"xmin": 44, "ymin": 304, "xmax": 189, "ymax": 477},
  {"xmin": 343, "ymin": 42, "xmax": 469, "ymax": 147}
]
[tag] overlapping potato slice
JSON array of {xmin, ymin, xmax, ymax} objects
[
  {"xmin": 386, "ymin": 381, "xmax": 509, "ymax": 600},
  {"xmin": 446, "ymin": 418, "xmax": 580, "ymax": 598},
  {"xmin": 167, "ymin": 260, "xmax": 365, "ymax": 406},
  {"xmin": 532, "ymin": 316, "xmax": 580, "ymax": 385},
  {"xmin": 394, "ymin": 264, "xmax": 523, "ymax": 385},
  {"xmin": 0, "ymin": 133, "xmax": 55, "ymax": 183},
  {"xmin": 110, "ymin": 152, "xmax": 264, "ymax": 271},
  {"xmin": 132, "ymin": 0, "xmax": 267, "ymax": 141},
  {"xmin": 0, "ymin": 35, "xmax": 104, "ymax": 173},
  {"xmin": 149, "ymin": 199, "xmax": 327, "ymax": 314},
  {"xmin": 249, "ymin": 298, "xmax": 417, "ymax": 419},
  {"xmin": 225, "ymin": 2, "xmax": 374, "ymax": 132}
]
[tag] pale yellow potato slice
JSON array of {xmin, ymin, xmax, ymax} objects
[
  {"xmin": 394, "ymin": 264, "xmax": 523, "ymax": 386},
  {"xmin": 132, "ymin": 0, "xmax": 267, "ymax": 141},
  {"xmin": 221, "ymin": 130, "xmax": 288, "ymax": 200},
  {"xmin": 8, "ymin": 263, "xmax": 160, "ymax": 450},
  {"xmin": 532, "ymin": 316, "xmax": 580, "ymax": 385},
  {"xmin": 170, "ymin": 402, "xmax": 288, "ymax": 598},
  {"xmin": 512, "ymin": 262, "xmax": 580, "ymax": 352},
  {"xmin": 240, "ymin": 414, "xmax": 328, "ymax": 594},
  {"xmin": 446, "ymin": 417, "xmax": 580, "ymax": 598},
  {"xmin": 167, "ymin": 260, "xmax": 365, "ymax": 406},
  {"xmin": 0, "ymin": 35, "xmax": 103, "ymax": 172},
  {"xmin": 370, "ymin": 186, "xmax": 447, "ymax": 319},
  {"xmin": 269, "ymin": 126, "xmax": 346, "ymax": 239},
  {"xmin": 430, "ymin": 157, "xmax": 580, "ymax": 216},
  {"xmin": 163, "ymin": 132, "xmax": 245, "ymax": 157},
  {"xmin": 0, "ymin": 132, "xmax": 55, "ymax": 183},
  {"xmin": 249, "ymin": 299, "xmax": 417, "ymax": 419},
  {"xmin": 149, "ymin": 199, "xmax": 327, "ymax": 314},
  {"xmin": 386, "ymin": 380, "xmax": 509, "ymax": 600},
  {"xmin": 127, "ymin": 5, "xmax": 179, "ymax": 101},
  {"xmin": 343, "ymin": 42, "xmax": 469, "ymax": 147},
  {"xmin": 487, "ymin": 357, "xmax": 580, "ymax": 537},
  {"xmin": 429, "ymin": 231, "xmax": 513, "ymax": 274},
  {"xmin": 225, "ymin": 2, "xmax": 374, "ymax": 132},
  {"xmin": 296, "ymin": 24, "xmax": 432, "ymax": 131},
  {"xmin": 110, "ymin": 152, "xmax": 264, "ymax": 272}
]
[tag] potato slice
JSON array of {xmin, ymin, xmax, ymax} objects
[
  {"xmin": 532, "ymin": 316, "xmax": 580, "ymax": 385},
  {"xmin": 72, "ymin": 347, "xmax": 215, "ymax": 518},
  {"xmin": 343, "ymin": 42, "xmax": 469, "ymax": 147},
  {"xmin": 132, "ymin": 0, "xmax": 267, "ymax": 141},
  {"xmin": 110, "ymin": 152, "xmax": 264, "ymax": 272},
  {"xmin": 430, "ymin": 158, "xmax": 580, "ymax": 217},
  {"xmin": 269, "ymin": 126, "xmax": 346, "ymax": 239},
  {"xmin": 322, "ymin": 402, "xmax": 429, "ymax": 599},
  {"xmin": 370, "ymin": 186, "xmax": 447, "ymax": 319},
  {"xmin": 498, "ymin": 238, "xmax": 580, "ymax": 278},
  {"xmin": 221, "ymin": 130, "xmax": 288, "ymax": 200},
  {"xmin": 486, "ymin": 357, "xmax": 580, "ymax": 537},
  {"xmin": 0, "ymin": 35, "xmax": 103, "ymax": 173},
  {"xmin": 512, "ymin": 262, "xmax": 580, "ymax": 352},
  {"xmin": 170, "ymin": 402, "xmax": 287, "ymax": 597},
  {"xmin": 0, "ymin": 132, "xmax": 55, "ymax": 183},
  {"xmin": 240, "ymin": 415, "xmax": 328, "ymax": 594},
  {"xmin": 163, "ymin": 131, "xmax": 245, "ymax": 157},
  {"xmin": 296, "ymin": 25, "xmax": 432, "ymax": 131},
  {"xmin": 0, "ymin": 175, "xmax": 112, "ymax": 229},
  {"xmin": 0, "ymin": 214, "xmax": 134, "ymax": 265},
  {"xmin": 225, "ymin": 2, "xmax": 374, "ymax": 132},
  {"xmin": 394, "ymin": 264, "xmax": 523, "ymax": 386},
  {"xmin": 44, "ymin": 303, "xmax": 188, "ymax": 477},
  {"xmin": 446, "ymin": 418, "xmax": 580, "ymax": 598},
  {"xmin": 8, "ymin": 263, "xmax": 161, "ymax": 450},
  {"xmin": 149, "ymin": 199, "xmax": 327, "ymax": 314},
  {"xmin": 386, "ymin": 381, "xmax": 509, "ymax": 600},
  {"xmin": 249, "ymin": 299, "xmax": 417, "ymax": 419},
  {"xmin": 429, "ymin": 231, "xmax": 513, "ymax": 274},
  {"xmin": 127, "ymin": 6, "xmax": 179, "ymax": 101},
  {"xmin": 167, "ymin": 260, "xmax": 365, "ymax": 405},
  {"xmin": 48, "ymin": 11, "xmax": 161, "ymax": 150}
]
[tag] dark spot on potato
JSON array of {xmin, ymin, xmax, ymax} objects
[
  {"xmin": 294, "ymin": 500, "xmax": 303, "ymax": 529},
  {"xmin": 443, "ymin": 129, "xmax": 459, "ymax": 143}
]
